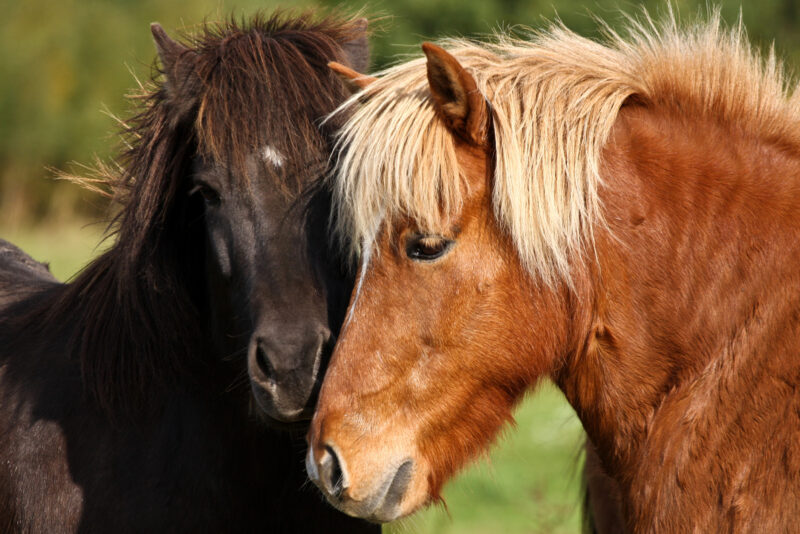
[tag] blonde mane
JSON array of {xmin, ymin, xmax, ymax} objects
[{"xmin": 330, "ymin": 10, "xmax": 800, "ymax": 285}]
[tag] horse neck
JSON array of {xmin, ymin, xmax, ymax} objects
[
  {"xmin": 48, "ymin": 224, "xmax": 224, "ymax": 419},
  {"xmin": 554, "ymin": 103, "xmax": 800, "ymax": 524}
]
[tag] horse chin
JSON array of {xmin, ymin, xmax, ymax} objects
[{"xmin": 249, "ymin": 381, "xmax": 314, "ymax": 431}]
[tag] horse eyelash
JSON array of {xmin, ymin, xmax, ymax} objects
[{"xmin": 417, "ymin": 235, "xmax": 447, "ymax": 247}]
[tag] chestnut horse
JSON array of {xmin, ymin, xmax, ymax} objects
[
  {"xmin": 307, "ymin": 13, "xmax": 800, "ymax": 531},
  {"xmin": 0, "ymin": 13, "xmax": 378, "ymax": 533}
]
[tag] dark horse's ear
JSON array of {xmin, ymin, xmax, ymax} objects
[
  {"xmin": 151, "ymin": 23, "xmax": 186, "ymax": 79},
  {"xmin": 151, "ymin": 22, "xmax": 196, "ymax": 102},
  {"xmin": 422, "ymin": 42, "xmax": 489, "ymax": 147},
  {"xmin": 341, "ymin": 18, "xmax": 370, "ymax": 74},
  {"xmin": 328, "ymin": 62, "xmax": 376, "ymax": 94}
]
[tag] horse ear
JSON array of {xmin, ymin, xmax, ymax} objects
[
  {"xmin": 150, "ymin": 23, "xmax": 189, "ymax": 84},
  {"xmin": 422, "ymin": 42, "xmax": 489, "ymax": 146},
  {"xmin": 328, "ymin": 62, "xmax": 376, "ymax": 94},
  {"xmin": 341, "ymin": 17, "xmax": 370, "ymax": 73}
]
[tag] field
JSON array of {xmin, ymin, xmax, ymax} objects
[
  {"xmin": 1, "ymin": 219, "xmax": 110, "ymax": 281},
  {"xmin": 1, "ymin": 220, "xmax": 586, "ymax": 534}
]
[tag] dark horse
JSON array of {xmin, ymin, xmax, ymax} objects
[{"xmin": 0, "ymin": 13, "xmax": 378, "ymax": 533}]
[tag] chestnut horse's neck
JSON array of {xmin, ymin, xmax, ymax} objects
[{"xmin": 554, "ymin": 103, "xmax": 800, "ymax": 531}]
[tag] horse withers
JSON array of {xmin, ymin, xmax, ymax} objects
[
  {"xmin": 308, "ymin": 13, "xmax": 800, "ymax": 531},
  {"xmin": 0, "ymin": 13, "xmax": 377, "ymax": 533}
]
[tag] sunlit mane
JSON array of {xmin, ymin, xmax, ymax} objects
[{"xmin": 330, "ymin": 10, "xmax": 800, "ymax": 285}]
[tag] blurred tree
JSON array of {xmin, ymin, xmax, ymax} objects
[
  {"xmin": 322, "ymin": 0, "xmax": 800, "ymax": 69},
  {"xmin": 0, "ymin": 0, "xmax": 312, "ymax": 225},
  {"xmin": 1, "ymin": 0, "xmax": 799, "ymax": 225}
]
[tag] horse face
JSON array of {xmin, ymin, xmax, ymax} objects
[
  {"xmin": 150, "ymin": 20, "xmax": 367, "ymax": 426},
  {"xmin": 193, "ymin": 151, "xmax": 350, "ymax": 424},
  {"xmin": 307, "ymin": 144, "xmax": 549, "ymax": 521},
  {"xmin": 307, "ymin": 44, "xmax": 568, "ymax": 521}
]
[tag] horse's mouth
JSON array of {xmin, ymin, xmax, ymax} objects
[{"xmin": 249, "ymin": 330, "xmax": 337, "ymax": 432}]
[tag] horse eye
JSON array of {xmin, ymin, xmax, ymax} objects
[
  {"xmin": 190, "ymin": 184, "xmax": 221, "ymax": 207},
  {"xmin": 405, "ymin": 235, "xmax": 453, "ymax": 262}
]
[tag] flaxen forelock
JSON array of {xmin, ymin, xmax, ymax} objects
[{"xmin": 330, "ymin": 9, "xmax": 799, "ymax": 286}]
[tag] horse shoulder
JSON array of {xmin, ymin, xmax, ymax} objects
[{"xmin": 586, "ymin": 102, "xmax": 800, "ymax": 531}]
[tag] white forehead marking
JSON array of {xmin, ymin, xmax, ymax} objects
[{"xmin": 260, "ymin": 145, "xmax": 284, "ymax": 167}]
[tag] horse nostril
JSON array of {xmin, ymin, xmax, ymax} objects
[
  {"xmin": 254, "ymin": 341, "xmax": 275, "ymax": 383},
  {"xmin": 321, "ymin": 445, "xmax": 346, "ymax": 498}
]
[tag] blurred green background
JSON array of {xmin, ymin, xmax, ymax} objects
[{"xmin": 2, "ymin": 1, "xmax": 799, "ymax": 532}]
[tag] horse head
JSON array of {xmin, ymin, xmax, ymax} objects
[{"xmin": 151, "ymin": 18, "xmax": 368, "ymax": 424}]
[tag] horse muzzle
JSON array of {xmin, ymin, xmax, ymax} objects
[
  {"xmin": 247, "ymin": 328, "xmax": 330, "ymax": 422},
  {"xmin": 306, "ymin": 443, "xmax": 418, "ymax": 522}
]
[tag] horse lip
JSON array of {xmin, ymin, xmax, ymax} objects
[
  {"xmin": 324, "ymin": 458, "xmax": 414, "ymax": 523},
  {"xmin": 368, "ymin": 459, "xmax": 414, "ymax": 522},
  {"xmin": 272, "ymin": 406, "xmax": 304, "ymax": 419},
  {"xmin": 250, "ymin": 380, "xmax": 311, "ymax": 425}
]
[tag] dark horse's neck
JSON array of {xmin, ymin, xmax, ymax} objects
[
  {"xmin": 3, "ymin": 176, "xmax": 221, "ymax": 421},
  {"xmin": 555, "ymin": 103, "xmax": 800, "ymax": 531},
  {"xmin": 40, "ymin": 84, "xmax": 231, "ymax": 421},
  {"xmin": 0, "ymin": 95, "xmax": 219, "ymax": 418},
  {"xmin": 0, "ymin": 231, "xmax": 373, "ymax": 533}
]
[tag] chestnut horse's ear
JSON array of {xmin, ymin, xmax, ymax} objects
[
  {"xmin": 422, "ymin": 42, "xmax": 489, "ymax": 146},
  {"xmin": 328, "ymin": 62, "xmax": 377, "ymax": 94},
  {"xmin": 341, "ymin": 17, "xmax": 370, "ymax": 74}
]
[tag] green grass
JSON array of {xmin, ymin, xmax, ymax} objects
[
  {"xmin": 1, "ymin": 218, "xmax": 108, "ymax": 281},
  {"xmin": 1, "ymin": 219, "xmax": 586, "ymax": 534}
]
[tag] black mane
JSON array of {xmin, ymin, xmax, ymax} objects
[{"xmin": 2, "ymin": 12, "xmax": 363, "ymax": 419}]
